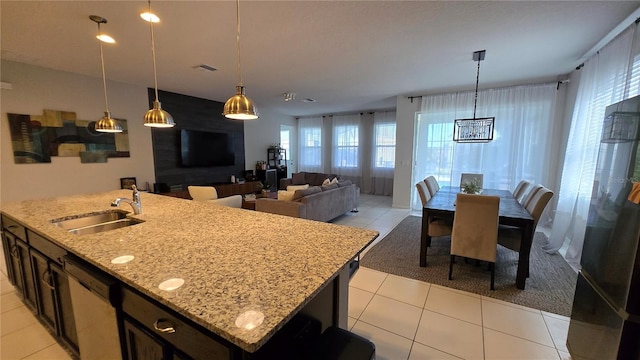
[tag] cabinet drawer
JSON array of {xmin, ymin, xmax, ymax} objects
[
  {"xmin": 28, "ymin": 230, "xmax": 66, "ymax": 265},
  {"xmin": 2, "ymin": 215, "xmax": 26, "ymax": 240},
  {"xmin": 122, "ymin": 287, "xmax": 231, "ymax": 360}
]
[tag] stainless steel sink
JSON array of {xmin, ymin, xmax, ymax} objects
[{"xmin": 51, "ymin": 210, "xmax": 144, "ymax": 235}]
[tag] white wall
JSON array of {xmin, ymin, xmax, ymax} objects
[
  {"xmin": 1, "ymin": 60, "xmax": 155, "ymax": 202},
  {"xmin": 243, "ymin": 106, "xmax": 296, "ymax": 175},
  {"xmin": 392, "ymin": 95, "xmax": 421, "ymax": 209}
]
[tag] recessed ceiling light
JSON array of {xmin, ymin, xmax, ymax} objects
[
  {"xmin": 193, "ymin": 64, "xmax": 217, "ymax": 72},
  {"xmin": 301, "ymin": 98, "xmax": 316, "ymax": 103}
]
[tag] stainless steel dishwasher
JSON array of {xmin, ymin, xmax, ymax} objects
[{"xmin": 64, "ymin": 256, "xmax": 122, "ymax": 360}]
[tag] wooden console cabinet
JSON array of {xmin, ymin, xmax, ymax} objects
[
  {"xmin": 160, "ymin": 181, "xmax": 262, "ymax": 199},
  {"xmin": 214, "ymin": 181, "xmax": 262, "ymax": 198}
]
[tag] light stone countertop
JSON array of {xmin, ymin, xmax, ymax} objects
[{"xmin": 1, "ymin": 190, "xmax": 378, "ymax": 352}]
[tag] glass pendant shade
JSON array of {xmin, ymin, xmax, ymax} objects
[
  {"xmin": 95, "ymin": 111, "xmax": 123, "ymax": 133},
  {"xmin": 144, "ymin": 100, "xmax": 175, "ymax": 127},
  {"xmin": 223, "ymin": 86, "xmax": 258, "ymax": 120}
]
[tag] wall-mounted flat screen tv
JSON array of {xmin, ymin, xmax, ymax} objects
[{"xmin": 180, "ymin": 129, "xmax": 235, "ymax": 167}]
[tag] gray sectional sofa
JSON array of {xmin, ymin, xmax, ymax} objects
[
  {"xmin": 255, "ymin": 181, "xmax": 359, "ymax": 222},
  {"xmin": 279, "ymin": 171, "xmax": 339, "ymax": 190}
]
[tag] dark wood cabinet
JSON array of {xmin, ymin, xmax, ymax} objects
[
  {"xmin": 123, "ymin": 318, "xmax": 166, "ymax": 360},
  {"xmin": 160, "ymin": 181, "xmax": 261, "ymax": 200},
  {"xmin": 30, "ymin": 250, "xmax": 57, "ymax": 333},
  {"xmin": 214, "ymin": 181, "xmax": 261, "ymax": 198},
  {"xmin": 121, "ymin": 287, "xmax": 233, "ymax": 360},
  {"xmin": 2, "ymin": 218, "xmax": 37, "ymax": 313},
  {"xmin": 27, "ymin": 229, "xmax": 78, "ymax": 355},
  {"xmin": 50, "ymin": 261, "xmax": 78, "ymax": 354},
  {"xmin": 1, "ymin": 216, "xmax": 78, "ymax": 357},
  {"xmin": 4, "ymin": 232, "xmax": 21, "ymax": 291}
]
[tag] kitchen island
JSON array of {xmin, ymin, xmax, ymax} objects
[{"xmin": 1, "ymin": 190, "xmax": 378, "ymax": 358}]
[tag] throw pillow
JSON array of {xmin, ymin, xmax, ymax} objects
[
  {"xmin": 322, "ymin": 178, "xmax": 331, "ymax": 186},
  {"xmin": 321, "ymin": 183, "xmax": 339, "ymax": 191},
  {"xmin": 287, "ymin": 184, "xmax": 309, "ymax": 192},
  {"xmin": 292, "ymin": 172, "xmax": 306, "ymax": 185},
  {"xmin": 278, "ymin": 190, "xmax": 296, "ymax": 201},
  {"xmin": 337, "ymin": 180, "xmax": 353, "ymax": 187},
  {"xmin": 292, "ymin": 186, "xmax": 322, "ymax": 201}
]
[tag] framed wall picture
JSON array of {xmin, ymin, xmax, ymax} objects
[{"xmin": 120, "ymin": 177, "xmax": 137, "ymax": 190}]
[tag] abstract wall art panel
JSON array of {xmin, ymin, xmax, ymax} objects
[{"xmin": 7, "ymin": 110, "xmax": 130, "ymax": 164}]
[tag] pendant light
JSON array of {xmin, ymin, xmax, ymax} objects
[
  {"xmin": 90, "ymin": 15, "xmax": 123, "ymax": 133},
  {"xmin": 141, "ymin": 0, "xmax": 175, "ymax": 128},
  {"xmin": 223, "ymin": 0, "xmax": 259, "ymax": 120},
  {"xmin": 453, "ymin": 50, "xmax": 494, "ymax": 143}
]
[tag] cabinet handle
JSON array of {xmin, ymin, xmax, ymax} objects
[
  {"xmin": 41, "ymin": 270, "xmax": 55, "ymax": 290},
  {"xmin": 10, "ymin": 245, "xmax": 20, "ymax": 260},
  {"xmin": 153, "ymin": 319, "xmax": 176, "ymax": 334}
]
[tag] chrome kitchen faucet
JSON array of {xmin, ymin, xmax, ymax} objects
[{"xmin": 111, "ymin": 185, "xmax": 142, "ymax": 214}]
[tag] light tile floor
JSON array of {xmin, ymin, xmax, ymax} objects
[
  {"xmin": 333, "ymin": 194, "xmax": 572, "ymax": 360},
  {"xmin": 0, "ymin": 194, "xmax": 571, "ymax": 359}
]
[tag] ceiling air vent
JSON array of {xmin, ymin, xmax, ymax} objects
[{"xmin": 193, "ymin": 64, "xmax": 217, "ymax": 72}]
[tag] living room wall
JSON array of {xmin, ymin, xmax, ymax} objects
[
  {"xmin": 0, "ymin": 60, "xmax": 155, "ymax": 202},
  {"xmin": 150, "ymin": 89, "xmax": 246, "ymax": 189}
]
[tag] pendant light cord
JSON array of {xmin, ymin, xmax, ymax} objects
[
  {"xmin": 473, "ymin": 59, "xmax": 480, "ymax": 119},
  {"xmin": 98, "ymin": 22, "xmax": 110, "ymax": 113},
  {"xmin": 236, "ymin": 0, "xmax": 243, "ymax": 86},
  {"xmin": 148, "ymin": 0, "xmax": 159, "ymax": 102}
]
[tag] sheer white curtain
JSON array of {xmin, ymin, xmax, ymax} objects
[
  {"xmin": 297, "ymin": 116, "xmax": 323, "ymax": 172},
  {"xmin": 370, "ymin": 111, "xmax": 396, "ymax": 195},
  {"xmin": 413, "ymin": 83, "xmax": 558, "ymax": 211},
  {"xmin": 546, "ymin": 23, "xmax": 640, "ymax": 267},
  {"xmin": 331, "ymin": 114, "xmax": 362, "ymax": 185}
]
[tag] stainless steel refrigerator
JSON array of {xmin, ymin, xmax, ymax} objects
[{"xmin": 567, "ymin": 95, "xmax": 640, "ymax": 360}]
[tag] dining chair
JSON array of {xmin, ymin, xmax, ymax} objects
[
  {"xmin": 520, "ymin": 184, "xmax": 543, "ymax": 208},
  {"xmin": 498, "ymin": 186, "xmax": 554, "ymax": 277},
  {"xmin": 500, "ymin": 185, "xmax": 553, "ymax": 248},
  {"xmin": 449, "ymin": 193, "xmax": 500, "ymax": 290},
  {"xmin": 416, "ymin": 181, "xmax": 452, "ymax": 239},
  {"xmin": 460, "ymin": 173, "xmax": 483, "ymax": 189},
  {"xmin": 187, "ymin": 186, "xmax": 218, "ymax": 201},
  {"xmin": 513, "ymin": 180, "xmax": 531, "ymax": 203},
  {"xmin": 425, "ymin": 176, "xmax": 440, "ymax": 197}
]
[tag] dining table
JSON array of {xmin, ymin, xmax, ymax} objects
[{"xmin": 420, "ymin": 186, "xmax": 534, "ymax": 290}]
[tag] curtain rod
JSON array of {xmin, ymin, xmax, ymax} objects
[{"xmin": 406, "ymin": 80, "xmax": 562, "ymax": 103}]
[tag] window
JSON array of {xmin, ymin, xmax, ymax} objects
[
  {"xmin": 333, "ymin": 124, "xmax": 359, "ymax": 168},
  {"xmin": 299, "ymin": 125, "xmax": 322, "ymax": 169},
  {"xmin": 373, "ymin": 122, "xmax": 396, "ymax": 169}
]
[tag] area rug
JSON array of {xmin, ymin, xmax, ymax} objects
[{"xmin": 360, "ymin": 216, "xmax": 577, "ymax": 316}]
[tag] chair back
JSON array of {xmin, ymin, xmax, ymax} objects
[
  {"xmin": 188, "ymin": 186, "xmax": 218, "ymax": 201},
  {"xmin": 451, "ymin": 193, "xmax": 500, "ymax": 262},
  {"xmin": 521, "ymin": 184, "xmax": 543, "ymax": 208},
  {"xmin": 425, "ymin": 176, "xmax": 440, "ymax": 197},
  {"xmin": 525, "ymin": 186, "xmax": 554, "ymax": 229},
  {"xmin": 416, "ymin": 181, "xmax": 432, "ymax": 206},
  {"xmin": 513, "ymin": 180, "xmax": 531, "ymax": 202},
  {"xmin": 460, "ymin": 173, "xmax": 483, "ymax": 189}
]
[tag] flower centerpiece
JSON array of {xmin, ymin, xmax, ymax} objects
[{"xmin": 461, "ymin": 178, "xmax": 482, "ymax": 194}]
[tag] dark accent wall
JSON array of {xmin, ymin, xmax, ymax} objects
[{"xmin": 149, "ymin": 89, "xmax": 245, "ymax": 188}]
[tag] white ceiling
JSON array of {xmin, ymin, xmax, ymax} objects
[{"xmin": 2, "ymin": 1, "xmax": 639, "ymax": 117}]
